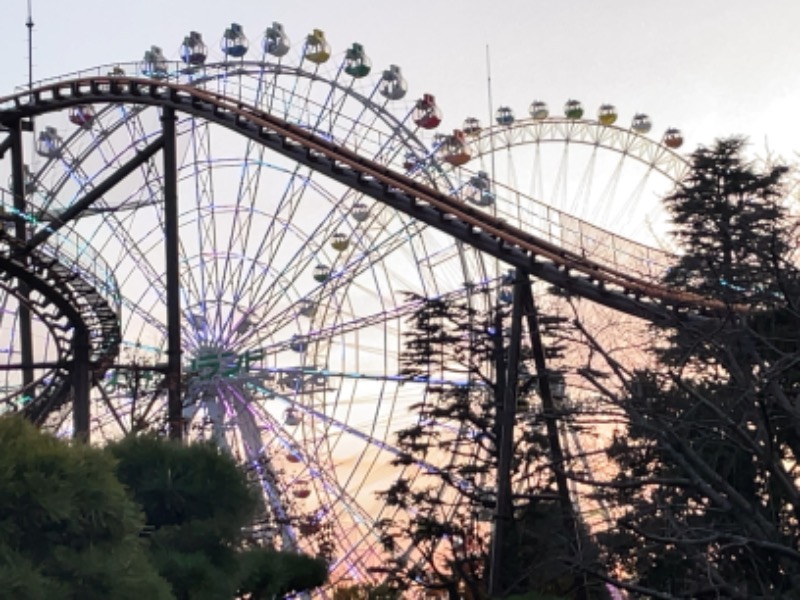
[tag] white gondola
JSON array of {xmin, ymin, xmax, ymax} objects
[
  {"xmin": 529, "ymin": 100, "xmax": 549, "ymax": 120},
  {"xmin": 350, "ymin": 202, "xmax": 371, "ymax": 223},
  {"xmin": 631, "ymin": 113, "xmax": 652, "ymax": 134},
  {"xmin": 379, "ymin": 65, "xmax": 407, "ymax": 100},
  {"xmin": 297, "ymin": 299, "xmax": 317, "ymax": 318},
  {"xmin": 36, "ymin": 127, "xmax": 62, "ymax": 159},
  {"xmin": 462, "ymin": 117, "xmax": 481, "ymax": 136},
  {"xmin": 141, "ymin": 46, "xmax": 168, "ymax": 79},
  {"xmin": 263, "ymin": 22, "xmax": 290, "ymax": 57},
  {"xmin": 464, "ymin": 171, "xmax": 495, "ymax": 207}
]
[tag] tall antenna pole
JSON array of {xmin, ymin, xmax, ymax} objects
[
  {"xmin": 486, "ymin": 45, "xmax": 493, "ymax": 123},
  {"xmin": 26, "ymin": 0, "xmax": 34, "ymax": 93},
  {"xmin": 486, "ymin": 45, "xmax": 496, "ymax": 181}
]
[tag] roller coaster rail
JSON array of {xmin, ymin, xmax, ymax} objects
[
  {"xmin": 0, "ymin": 225, "xmax": 121, "ymax": 424},
  {"xmin": 0, "ymin": 76, "xmax": 729, "ymax": 331}
]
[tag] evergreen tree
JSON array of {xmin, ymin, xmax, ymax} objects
[
  {"xmin": 107, "ymin": 435, "xmax": 328, "ymax": 600},
  {"xmin": 663, "ymin": 137, "xmax": 791, "ymax": 307},
  {"xmin": 0, "ymin": 417, "xmax": 173, "ymax": 600},
  {"xmin": 592, "ymin": 138, "xmax": 800, "ymax": 598}
]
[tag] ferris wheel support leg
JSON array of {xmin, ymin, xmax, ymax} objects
[
  {"xmin": 161, "ymin": 107, "xmax": 183, "ymax": 441},
  {"xmin": 520, "ymin": 278, "xmax": 588, "ymax": 600},
  {"xmin": 8, "ymin": 120, "xmax": 35, "ymax": 394},
  {"xmin": 488, "ymin": 273, "xmax": 525, "ymax": 598}
]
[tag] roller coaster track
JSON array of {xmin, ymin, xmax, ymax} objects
[
  {"xmin": 0, "ymin": 223, "xmax": 121, "ymax": 423},
  {"xmin": 0, "ymin": 77, "xmax": 721, "ymax": 358}
]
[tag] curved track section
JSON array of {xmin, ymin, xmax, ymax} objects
[{"xmin": 0, "ymin": 225, "xmax": 121, "ymax": 421}]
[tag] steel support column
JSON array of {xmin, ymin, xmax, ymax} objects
[
  {"xmin": 520, "ymin": 276, "xmax": 587, "ymax": 600},
  {"xmin": 162, "ymin": 107, "xmax": 183, "ymax": 441},
  {"xmin": 9, "ymin": 120, "xmax": 34, "ymax": 393},
  {"xmin": 488, "ymin": 274, "xmax": 526, "ymax": 598},
  {"xmin": 72, "ymin": 326, "xmax": 91, "ymax": 441}
]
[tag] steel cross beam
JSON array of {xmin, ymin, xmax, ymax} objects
[
  {"xmin": 488, "ymin": 274, "xmax": 525, "ymax": 598},
  {"xmin": 521, "ymin": 275, "xmax": 587, "ymax": 599},
  {"xmin": 25, "ymin": 135, "xmax": 165, "ymax": 251}
]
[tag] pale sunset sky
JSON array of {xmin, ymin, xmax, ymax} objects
[{"xmin": 1, "ymin": 0, "xmax": 799, "ymax": 161}]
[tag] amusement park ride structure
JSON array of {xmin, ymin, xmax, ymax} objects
[{"xmin": 0, "ymin": 21, "xmax": 716, "ymax": 591}]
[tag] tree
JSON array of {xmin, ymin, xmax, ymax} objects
[
  {"xmin": 237, "ymin": 547, "xmax": 329, "ymax": 599},
  {"xmin": 589, "ymin": 138, "xmax": 800, "ymax": 598},
  {"xmin": 0, "ymin": 416, "xmax": 173, "ymax": 600},
  {"xmin": 662, "ymin": 137, "xmax": 790, "ymax": 308},
  {"xmin": 332, "ymin": 582, "xmax": 403, "ymax": 600},
  {"xmin": 107, "ymin": 435, "xmax": 327, "ymax": 600},
  {"xmin": 375, "ymin": 289, "xmax": 606, "ymax": 600}
]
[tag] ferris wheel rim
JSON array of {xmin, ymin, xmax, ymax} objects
[{"xmin": 461, "ymin": 117, "xmax": 690, "ymax": 182}]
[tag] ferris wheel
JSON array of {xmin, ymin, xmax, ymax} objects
[
  {"xmin": 0, "ymin": 22, "xmax": 478, "ymax": 584},
  {"xmin": 428, "ymin": 99, "xmax": 689, "ymax": 254},
  {"xmin": 0, "ymin": 20, "xmax": 693, "ymax": 588}
]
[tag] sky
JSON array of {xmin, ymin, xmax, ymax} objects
[
  {"xmin": 2, "ymin": 0, "xmax": 800, "ymax": 163},
  {"xmin": 0, "ymin": 0, "xmax": 796, "ymax": 566}
]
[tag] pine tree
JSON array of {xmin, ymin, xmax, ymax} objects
[
  {"xmin": 0, "ymin": 417, "xmax": 174, "ymax": 600},
  {"xmin": 107, "ymin": 435, "xmax": 328, "ymax": 600},
  {"xmin": 592, "ymin": 138, "xmax": 800, "ymax": 598},
  {"xmin": 663, "ymin": 137, "xmax": 790, "ymax": 308}
]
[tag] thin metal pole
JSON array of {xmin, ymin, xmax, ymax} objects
[
  {"xmin": 162, "ymin": 107, "xmax": 183, "ymax": 440},
  {"xmin": 488, "ymin": 276, "xmax": 525, "ymax": 598},
  {"xmin": 26, "ymin": 1, "xmax": 34, "ymax": 96},
  {"xmin": 485, "ymin": 45, "xmax": 497, "ymax": 186},
  {"xmin": 9, "ymin": 121, "xmax": 34, "ymax": 393}
]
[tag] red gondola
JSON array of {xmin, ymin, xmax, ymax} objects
[
  {"xmin": 69, "ymin": 105, "xmax": 95, "ymax": 128},
  {"xmin": 293, "ymin": 479, "xmax": 311, "ymax": 499},
  {"xmin": 413, "ymin": 94, "xmax": 442, "ymax": 129}
]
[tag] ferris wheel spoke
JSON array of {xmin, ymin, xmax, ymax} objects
[
  {"xmin": 237, "ymin": 219, "xmax": 452, "ymax": 354},
  {"xmin": 244, "ymin": 380, "xmax": 424, "ymax": 487},
  {"xmin": 240, "ymin": 374, "xmax": 486, "ymax": 561}
]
